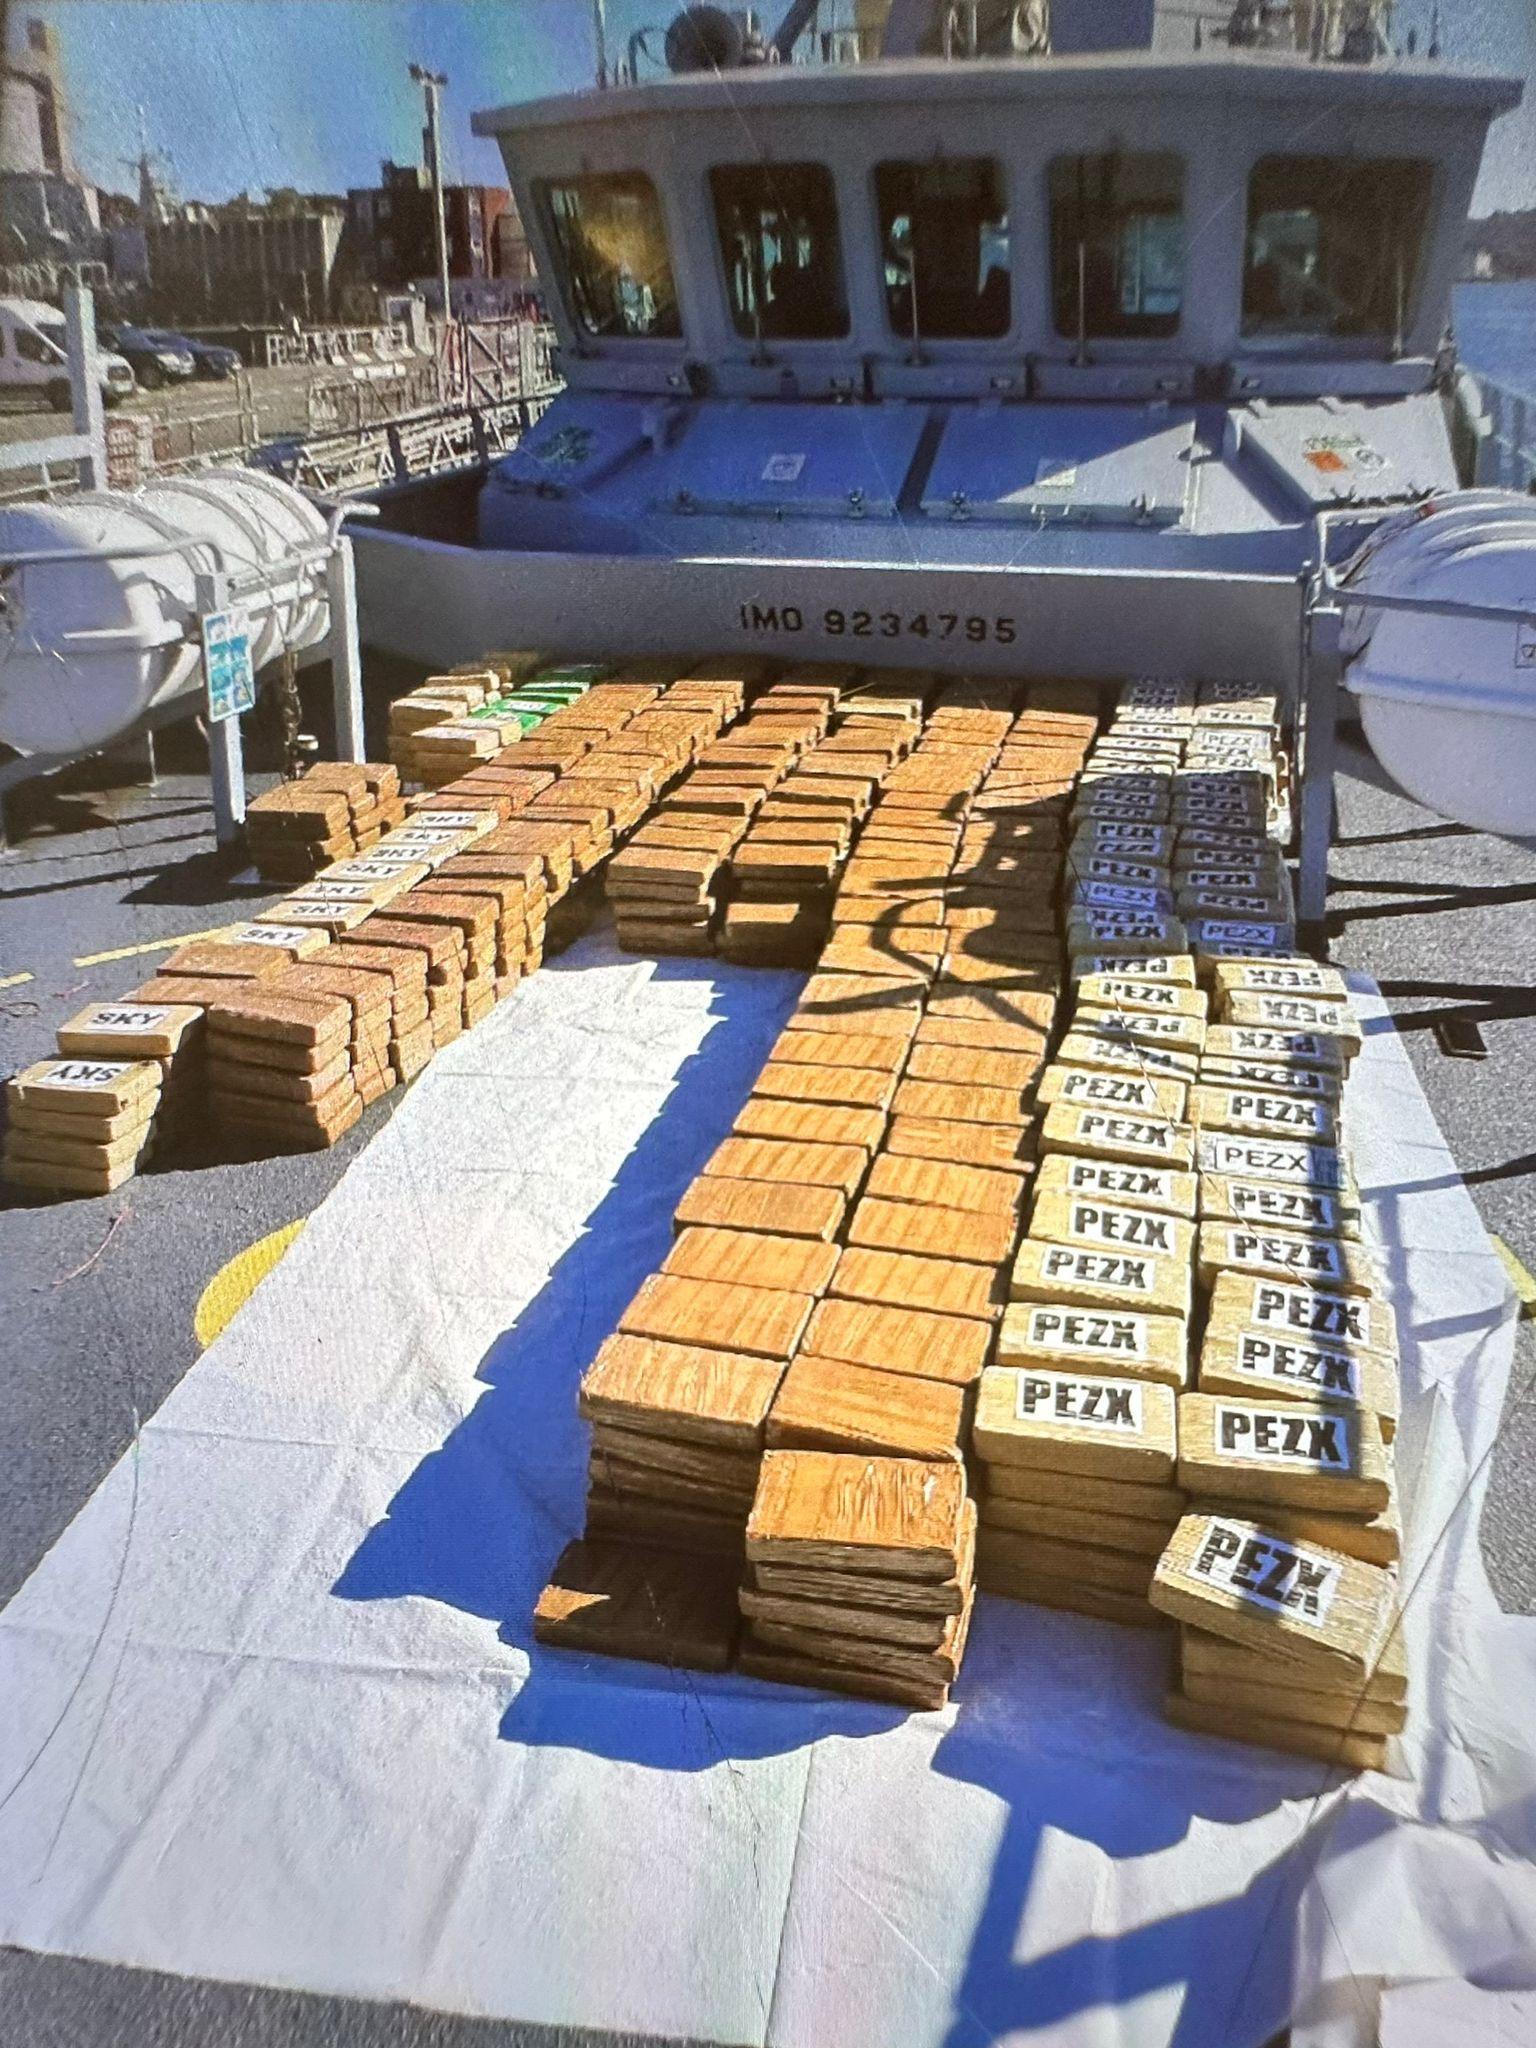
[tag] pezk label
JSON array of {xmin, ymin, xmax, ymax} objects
[
  {"xmin": 1234, "ymin": 1331, "xmax": 1361, "ymax": 1400},
  {"xmin": 1238, "ymin": 966, "xmax": 1338, "ymax": 993},
  {"xmin": 1188, "ymin": 1519, "xmax": 1342, "ymax": 1625},
  {"xmin": 1250, "ymin": 996, "xmax": 1350, "ymax": 1026},
  {"xmin": 1016, "ymin": 1369, "xmax": 1146, "ymax": 1429},
  {"xmin": 1083, "ymin": 823, "xmax": 1163, "ymax": 847},
  {"xmin": 1079, "ymin": 1111, "xmax": 1175, "ymax": 1150},
  {"xmin": 1226, "ymin": 1093, "xmax": 1330, "ymax": 1133},
  {"xmin": 1024, "ymin": 1306, "xmax": 1150, "ymax": 1361},
  {"xmin": 1215, "ymin": 1402, "xmax": 1353, "ymax": 1470},
  {"xmin": 1250, "ymin": 1282, "xmax": 1368, "ymax": 1342},
  {"xmin": 1214, "ymin": 1062, "xmax": 1332, "ymax": 1099},
  {"xmin": 1072, "ymin": 1202, "xmax": 1175, "ymax": 1252},
  {"xmin": 1076, "ymin": 881, "xmax": 1167, "ymax": 911},
  {"xmin": 1199, "ymin": 1135, "xmax": 1348, "ymax": 1189},
  {"xmin": 1092, "ymin": 978, "xmax": 1181, "ymax": 1007},
  {"xmin": 1094, "ymin": 1012, "xmax": 1188, "ymax": 1041},
  {"xmin": 1083, "ymin": 857, "xmax": 1161, "ymax": 884},
  {"xmin": 1066, "ymin": 1161, "xmax": 1174, "ymax": 1200},
  {"xmin": 1229, "ymin": 1028, "xmax": 1330, "ymax": 1061},
  {"xmin": 1041, "ymin": 1245, "xmax": 1156, "ymax": 1292},
  {"xmin": 1061, "ymin": 1072, "xmax": 1161, "ymax": 1107},
  {"xmin": 1228, "ymin": 1183, "xmax": 1340, "ymax": 1231},
  {"xmin": 1224, "ymin": 1229, "xmax": 1346, "ymax": 1280}
]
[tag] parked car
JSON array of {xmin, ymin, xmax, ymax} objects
[
  {"xmin": 143, "ymin": 328, "xmax": 241, "ymax": 381},
  {"xmin": 101, "ymin": 323, "xmax": 196, "ymax": 388},
  {"xmin": 0, "ymin": 297, "xmax": 135, "ymax": 410}
]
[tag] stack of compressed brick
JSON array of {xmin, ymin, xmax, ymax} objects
[
  {"xmin": 610, "ymin": 683, "xmax": 807, "ymax": 955},
  {"xmin": 968, "ymin": 690, "xmax": 1199, "ymax": 1613},
  {"xmin": 274, "ymin": 854, "xmax": 434, "ymax": 932},
  {"xmin": 537, "ymin": 1028, "xmax": 871, "ymax": 1673},
  {"xmin": 52, "ymin": 997, "xmax": 207, "ymax": 1148},
  {"xmin": 547, "ymin": 680, "xmax": 1095, "ymax": 1699},
  {"xmin": 426, "ymin": 837, "xmax": 549, "ymax": 1000},
  {"xmin": 1044, "ymin": 680, "xmax": 1401, "ymax": 1765},
  {"xmin": 320, "ymin": 937, "xmax": 433, "ymax": 1083},
  {"xmin": 719, "ymin": 681, "xmax": 923, "ymax": 968},
  {"xmin": 384, "ymin": 669, "xmax": 745, "ymax": 986},
  {"xmin": 1163, "ymin": 773, "xmax": 1400, "ymax": 1764},
  {"xmin": 741, "ymin": 684, "xmax": 1077, "ymax": 1695},
  {"xmin": 259, "ymin": 814, "xmax": 497, "ymax": 949},
  {"xmin": 413, "ymin": 661, "xmax": 607, "ymax": 783},
  {"xmin": 737, "ymin": 1451, "xmax": 976, "ymax": 1710},
  {"xmin": 534, "ymin": 677, "xmax": 1109, "ymax": 1705},
  {"xmin": 206, "ymin": 982, "xmax": 362, "ymax": 1151},
  {"xmin": 411, "ymin": 761, "xmax": 557, "ymax": 824},
  {"xmin": 345, "ymin": 908, "xmax": 467, "ymax": 1051},
  {"xmin": 4, "ymin": 1052, "xmax": 165, "ymax": 1195},
  {"xmin": 388, "ymin": 669, "xmax": 506, "ymax": 786},
  {"xmin": 525, "ymin": 674, "xmax": 741, "ymax": 895},
  {"xmin": 931, "ymin": 690, "xmax": 1198, "ymax": 1626},
  {"xmin": 534, "ymin": 1229, "xmax": 832, "ymax": 1672},
  {"xmin": 267, "ymin": 959, "xmax": 397, "ymax": 1111},
  {"xmin": 383, "ymin": 878, "xmax": 500, "ymax": 1031},
  {"xmin": 1153, "ymin": 1509, "xmax": 1400, "ymax": 1771},
  {"xmin": 307, "ymin": 763, "xmax": 404, "ymax": 851},
  {"xmin": 395, "ymin": 658, "xmax": 594, "ymax": 786},
  {"xmin": 243, "ymin": 778, "xmax": 355, "ymax": 887},
  {"xmin": 5, "ymin": 659, "xmax": 764, "ymax": 1194},
  {"xmin": 958, "ymin": 688, "xmax": 1196, "ymax": 1613},
  {"xmin": 246, "ymin": 763, "xmax": 406, "ymax": 884},
  {"xmin": 117, "ymin": 939, "xmax": 303, "ymax": 1123},
  {"xmin": 608, "ymin": 822, "xmax": 737, "ymax": 956}
]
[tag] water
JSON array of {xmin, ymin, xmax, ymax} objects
[{"xmin": 1454, "ymin": 279, "xmax": 1536, "ymax": 401}]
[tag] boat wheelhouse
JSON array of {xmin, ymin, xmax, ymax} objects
[{"xmin": 354, "ymin": 41, "xmax": 1519, "ymax": 707}]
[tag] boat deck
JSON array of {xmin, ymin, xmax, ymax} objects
[{"xmin": 0, "ymin": 714, "xmax": 1533, "ymax": 2046}]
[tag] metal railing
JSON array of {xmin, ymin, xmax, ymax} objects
[
  {"xmin": 0, "ymin": 315, "xmax": 559, "ymax": 503},
  {"xmin": 259, "ymin": 392, "xmax": 557, "ymax": 497},
  {"xmin": 263, "ymin": 323, "xmax": 415, "ymax": 369},
  {"xmin": 0, "ymin": 285, "xmax": 106, "ymax": 499}
]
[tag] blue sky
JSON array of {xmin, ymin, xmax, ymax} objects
[{"xmin": 33, "ymin": 0, "xmax": 1536, "ymax": 211}]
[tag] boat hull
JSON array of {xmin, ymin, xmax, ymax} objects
[{"xmin": 353, "ymin": 529, "xmax": 1303, "ymax": 688}]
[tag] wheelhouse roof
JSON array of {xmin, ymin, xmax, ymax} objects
[{"xmin": 474, "ymin": 50, "xmax": 1521, "ymax": 140}]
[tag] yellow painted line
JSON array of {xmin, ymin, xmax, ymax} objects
[
  {"xmin": 74, "ymin": 924, "xmax": 233, "ymax": 969},
  {"xmin": 0, "ymin": 971, "xmax": 33, "ymax": 990},
  {"xmin": 1492, "ymin": 1235, "xmax": 1536, "ymax": 1322},
  {"xmin": 194, "ymin": 1219, "xmax": 308, "ymax": 1349}
]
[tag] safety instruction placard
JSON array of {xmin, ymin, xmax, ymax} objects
[{"xmin": 201, "ymin": 607, "xmax": 256, "ymax": 723}]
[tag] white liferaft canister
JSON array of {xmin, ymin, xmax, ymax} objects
[
  {"xmin": 1341, "ymin": 489, "xmax": 1536, "ymax": 835},
  {"xmin": 0, "ymin": 467, "xmax": 330, "ymax": 757}
]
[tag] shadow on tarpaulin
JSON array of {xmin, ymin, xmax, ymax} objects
[
  {"xmin": 332, "ymin": 945, "xmax": 847, "ymax": 1749},
  {"xmin": 330, "ymin": 943, "xmax": 1326, "ymax": 2048},
  {"xmin": 927, "ymin": 1608, "xmax": 1374, "ymax": 2048}
]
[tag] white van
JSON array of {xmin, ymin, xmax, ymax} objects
[{"xmin": 0, "ymin": 298, "xmax": 136, "ymax": 411}]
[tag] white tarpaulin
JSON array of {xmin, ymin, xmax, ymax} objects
[{"xmin": 3, "ymin": 930, "xmax": 1536, "ymax": 2047}]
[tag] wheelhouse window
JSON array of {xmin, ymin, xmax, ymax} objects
[
  {"xmin": 875, "ymin": 158, "xmax": 1011, "ymax": 341},
  {"xmin": 1242, "ymin": 156, "xmax": 1433, "ymax": 340},
  {"xmin": 709, "ymin": 162, "xmax": 848, "ymax": 341},
  {"xmin": 536, "ymin": 171, "xmax": 681, "ymax": 340},
  {"xmin": 1049, "ymin": 153, "xmax": 1185, "ymax": 340}
]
